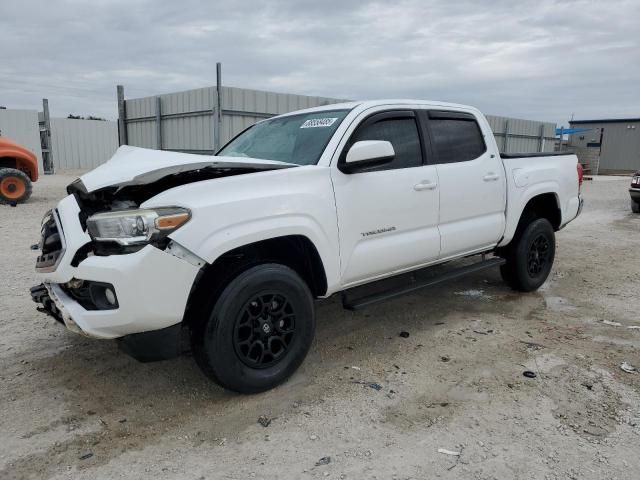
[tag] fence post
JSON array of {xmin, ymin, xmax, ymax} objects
[
  {"xmin": 41, "ymin": 98, "xmax": 54, "ymax": 174},
  {"xmin": 539, "ymin": 124, "xmax": 545, "ymax": 152},
  {"xmin": 558, "ymin": 126, "xmax": 564, "ymax": 152},
  {"xmin": 504, "ymin": 120, "xmax": 510, "ymax": 153},
  {"xmin": 214, "ymin": 62, "xmax": 222, "ymax": 153},
  {"xmin": 155, "ymin": 96, "xmax": 162, "ymax": 150},
  {"xmin": 116, "ymin": 85, "xmax": 128, "ymax": 146}
]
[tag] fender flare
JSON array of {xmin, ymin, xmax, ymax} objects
[
  {"xmin": 499, "ymin": 182, "xmax": 560, "ymax": 247},
  {"xmin": 0, "ymin": 147, "xmax": 39, "ymax": 181},
  {"xmin": 183, "ymin": 214, "xmax": 339, "ymax": 294}
]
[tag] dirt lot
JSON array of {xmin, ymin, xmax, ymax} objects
[{"xmin": 1, "ymin": 173, "xmax": 639, "ymax": 480}]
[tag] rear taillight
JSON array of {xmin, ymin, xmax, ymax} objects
[{"xmin": 577, "ymin": 163, "xmax": 584, "ymax": 192}]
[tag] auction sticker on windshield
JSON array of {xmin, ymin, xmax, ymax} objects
[{"xmin": 300, "ymin": 118, "xmax": 338, "ymax": 128}]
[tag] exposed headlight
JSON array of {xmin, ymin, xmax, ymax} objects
[
  {"xmin": 41, "ymin": 209, "xmax": 53, "ymax": 227},
  {"xmin": 87, "ymin": 207, "xmax": 191, "ymax": 245}
]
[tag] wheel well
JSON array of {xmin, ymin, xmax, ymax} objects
[
  {"xmin": 0, "ymin": 157, "xmax": 17, "ymax": 169},
  {"xmin": 519, "ymin": 193, "xmax": 561, "ymax": 231},
  {"xmin": 183, "ymin": 235, "xmax": 327, "ymax": 328},
  {"xmin": 0, "ymin": 157, "xmax": 36, "ymax": 180}
]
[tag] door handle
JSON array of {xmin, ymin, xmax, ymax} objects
[
  {"xmin": 483, "ymin": 173, "xmax": 500, "ymax": 181},
  {"xmin": 414, "ymin": 181, "xmax": 437, "ymax": 191}
]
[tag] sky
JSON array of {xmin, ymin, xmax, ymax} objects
[{"xmin": 1, "ymin": 0, "xmax": 639, "ymax": 127}]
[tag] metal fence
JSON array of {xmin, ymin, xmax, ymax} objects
[
  {"xmin": 120, "ymin": 85, "xmax": 557, "ymax": 156},
  {"xmin": 122, "ymin": 86, "xmax": 345, "ymax": 154},
  {"xmin": 49, "ymin": 118, "xmax": 118, "ymax": 170},
  {"xmin": 0, "ymin": 105, "xmax": 119, "ymax": 174},
  {"xmin": 485, "ymin": 115, "xmax": 556, "ymax": 153}
]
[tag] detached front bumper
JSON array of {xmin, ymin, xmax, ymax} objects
[{"xmin": 32, "ymin": 194, "xmax": 201, "ymax": 339}]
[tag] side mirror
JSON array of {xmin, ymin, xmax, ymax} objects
[{"xmin": 342, "ymin": 140, "xmax": 395, "ymax": 173}]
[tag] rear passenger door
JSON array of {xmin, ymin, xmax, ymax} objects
[{"xmin": 421, "ymin": 110, "xmax": 506, "ymax": 258}]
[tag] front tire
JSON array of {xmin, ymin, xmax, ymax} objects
[
  {"xmin": 192, "ymin": 263, "xmax": 315, "ymax": 394},
  {"xmin": 632, "ymin": 199, "xmax": 640, "ymax": 213},
  {"xmin": 0, "ymin": 168, "xmax": 32, "ymax": 204},
  {"xmin": 500, "ymin": 218, "xmax": 556, "ymax": 292}
]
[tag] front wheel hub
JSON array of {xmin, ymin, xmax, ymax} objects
[
  {"xmin": 233, "ymin": 293, "xmax": 297, "ymax": 369},
  {"xmin": 260, "ymin": 320, "xmax": 272, "ymax": 335}
]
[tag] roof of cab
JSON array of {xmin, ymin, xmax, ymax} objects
[{"xmin": 273, "ymin": 99, "xmax": 478, "ymax": 118}]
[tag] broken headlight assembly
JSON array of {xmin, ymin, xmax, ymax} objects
[{"xmin": 86, "ymin": 207, "xmax": 191, "ymax": 246}]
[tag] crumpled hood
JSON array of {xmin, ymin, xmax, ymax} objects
[{"xmin": 79, "ymin": 145, "xmax": 296, "ymax": 193}]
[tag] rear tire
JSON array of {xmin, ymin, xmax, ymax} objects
[
  {"xmin": 499, "ymin": 218, "xmax": 556, "ymax": 292},
  {"xmin": 192, "ymin": 263, "xmax": 315, "ymax": 394},
  {"xmin": 632, "ymin": 199, "xmax": 640, "ymax": 213},
  {"xmin": 0, "ymin": 168, "xmax": 32, "ymax": 204}
]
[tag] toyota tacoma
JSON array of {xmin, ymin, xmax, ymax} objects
[{"xmin": 31, "ymin": 100, "xmax": 584, "ymax": 393}]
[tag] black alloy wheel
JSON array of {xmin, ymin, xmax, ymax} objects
[
  {"xmin": 233, "ymin": 293, "xmax": 297, "ymax": 368},
  {"xmin": 192, "ymin": 263, "xmax": 315, "ymax": 394},
  {"xmin": 527, "ymin": 234, "xmax": 551, "ymax": 278},
  {"xmin": 499, "ymin": 217, "xmax": 556, "ymax": 292}
]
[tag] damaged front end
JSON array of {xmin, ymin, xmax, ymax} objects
[{"xmin": 31, "ymin": 147, "xmax": 295, "ymax": 358}]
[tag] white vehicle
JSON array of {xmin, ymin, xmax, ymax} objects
[{"xmin": 32, "ymin": 100, "xmax": 583, "ymax": 393}]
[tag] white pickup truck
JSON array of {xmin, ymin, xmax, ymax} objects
[{"xmin": 32, "ymin": 100, "xmax": 583, "ymax": 393}]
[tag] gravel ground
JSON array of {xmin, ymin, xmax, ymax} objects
[{"xmin": 1, "ymin": 173, "xmax": 639, "ymax": 480}]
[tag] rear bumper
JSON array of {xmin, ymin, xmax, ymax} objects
[
  {"xmin": 577, "ymin": 194, "xmax": 584, "ymax": 216},
  {"xmin": 33, "ymin": 195, "xmax": 201, "ymax": 339},
  {"xmin": 630, "ymin": 188, "xmax": 640, "ymax": 202},
  {"xmin": 559, "ymin": 194, "xmax": 583, "ymax": 230}
]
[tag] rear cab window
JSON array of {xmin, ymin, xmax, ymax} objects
[{"xmin": 425, "ymin": 111, "xmax": 486, "ymax": 163}]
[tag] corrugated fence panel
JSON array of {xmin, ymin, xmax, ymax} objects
[
  {"xmin": 124, "ymin": 86, "xmax": 347, "ymax": 154},
  {"xmin": 127, "ymin": 120, "xmax": 156, "ymax": 149},
  {"xmin": 50, "ymin": 119, "xmax": 118, "ymax": 171},
  {"xmin": 486, "ymin": 114, "xmax": 555, "ymax": 153},
  {"xmin": 126, "ymin": 96, "xmax": 156, "ymax": 120},
  {"xmin": 485, "ymin": 115, "xmax": 506, "ymax": 152},
  {"xmin": 162, "ymin": 114, "xmax": 215, "ymax": 152},
  {"xmin": 0, "ymin": 109, "xmax": 44, "ymax": 173}
]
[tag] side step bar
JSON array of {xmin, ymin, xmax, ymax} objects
[{"xmin": 342, "ymin": 257, "xmax": 506, "ymax": 311}]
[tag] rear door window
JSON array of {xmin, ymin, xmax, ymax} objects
[{"xmin": 427, "ymin": 113, "xmax": 486, "ymax": 163}]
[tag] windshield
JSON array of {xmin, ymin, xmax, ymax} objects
[{"xmin": 218, "ymin": 109, "xmax": 350, "ymax": 165}]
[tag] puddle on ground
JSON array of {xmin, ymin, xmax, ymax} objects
[{"xmin": 453, "ymin": 289, "xmax": 493, "ymax": 300}]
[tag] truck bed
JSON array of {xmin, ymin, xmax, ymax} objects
[
  {"xmin": 500, "ymin": 152, "xmax": 571, "ymax": 159},
  {"xmin": 499, "ymin": 152, "xmax": 582, "ymax": 247}
]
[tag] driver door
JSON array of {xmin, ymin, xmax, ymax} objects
[{"xmin": 331, "ymin": 110, "xmax": 441, "ymax": 287}]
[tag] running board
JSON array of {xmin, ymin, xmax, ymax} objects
[{"xmin": 341, "ymin": 257, "xmax": 506, "ymax": 311}]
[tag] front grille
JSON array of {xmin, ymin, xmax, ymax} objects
[{"xmin": 36, "ymin": 210, "xmax": 66, "ymax": 271}]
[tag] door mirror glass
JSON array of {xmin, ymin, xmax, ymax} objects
[{"xmin": 343, "ymin": 140, "xmax": 395, "ymax": 173}]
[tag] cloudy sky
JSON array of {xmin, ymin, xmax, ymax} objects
[{"xmin": 1, "ymin": 0, "xmax": 638, "ymax": 126}]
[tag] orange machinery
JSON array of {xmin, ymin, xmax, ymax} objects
[{"xmin": 0, "ymin": 137, "xmax": 39, "ymax": 204}]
